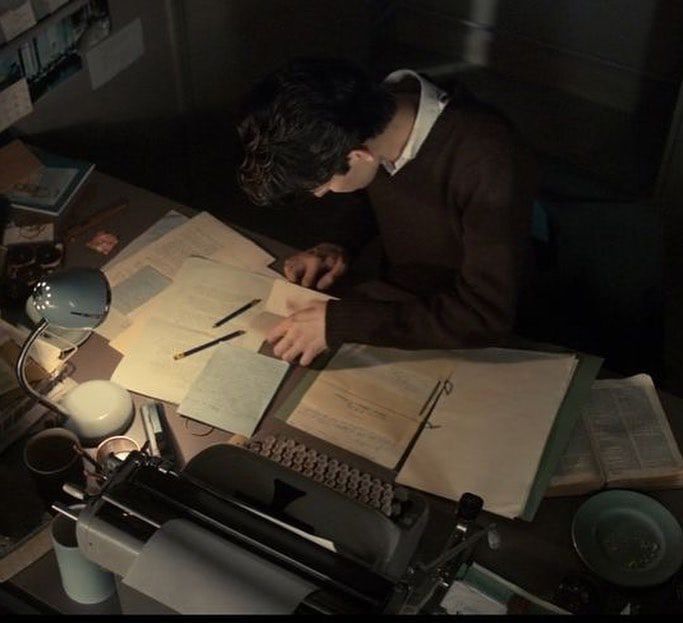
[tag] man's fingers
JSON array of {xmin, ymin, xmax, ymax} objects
[
  {"xmin": 301, "ymin": 257, "xmax": 323, "ymax": 288},
  {"xmin": 267, "ymin": 319, "xmax": 290, "ymax": 344},
  {"xmin": 316, "ymin": 257, "xmax": 346, "ymax": 290},
  {"xmin": 284, "ymin": 258, "xmax": 304, "ymax": 283},
  {"xmin": 299, "ymin": 347, "xmax": 318, "ymax": 367},
  {"xmin": 281, "ymin": 343, "xmax": 303, "ymax": 363},
  {"xmin": 273, "ymin": 335, "xmax": 295, "ymax": 358}
]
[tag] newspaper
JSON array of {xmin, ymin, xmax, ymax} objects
[{"xmin": 549, "ymin": 374, "xmax": 683, "ymax": 494}]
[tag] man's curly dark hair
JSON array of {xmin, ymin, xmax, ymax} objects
[{"xmin": 237, "ymin": 58, "xmax": 396, "ymax": 206}]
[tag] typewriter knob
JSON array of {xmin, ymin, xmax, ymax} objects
[{"xmin": 456, "ymin": 492, "xmax": 483, "ymax": 521}]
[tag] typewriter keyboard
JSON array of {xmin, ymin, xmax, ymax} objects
[{"xmin": 245, "ymin": 435, "xmax": 401, "ymax": 518}]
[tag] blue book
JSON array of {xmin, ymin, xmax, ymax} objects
[{"xmin": 3, "ymin": 147, "xmax": 95, "ymax": 217}]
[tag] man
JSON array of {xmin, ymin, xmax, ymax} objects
[{"xmin": 238, "ymin": 58, "xmax": 537, "ymax": 366}]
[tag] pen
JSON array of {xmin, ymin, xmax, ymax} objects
[
  {"xmin": 213, "ymin": 298, "xmax": 261, "ymax": 328},
  {"xmin": 173, "ymin": 329, "xmax": 245, "ymax": 360}
]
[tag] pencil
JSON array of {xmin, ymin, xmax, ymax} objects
[
  {"xmin": 212, "ymin": 298, "xmax": 261, "ymax": 328},
  {"xmin": 173, "ymin": 329, "xmax": 245, "ymax": 360}
]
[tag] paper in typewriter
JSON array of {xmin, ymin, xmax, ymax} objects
[
  {"xmin": 396, "ymin": 349, "xmax": 577, "ymax": 519},
  {"xmin": 287, "ymin": 344, "xmax": 454, "ymax": 469}
]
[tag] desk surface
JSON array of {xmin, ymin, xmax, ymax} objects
[{"xmin": 5, "ymin": 172, "xmax": 683, "ymax": 615}]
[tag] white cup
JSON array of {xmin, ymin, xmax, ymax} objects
[{"xmin": 50, "ymin": 506, "xmax": 116, "ymax": 604}]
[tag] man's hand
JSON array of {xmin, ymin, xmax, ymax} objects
[
  {"xmin": 267, "ymin": 300, "xmax": 328, "ymax": 366},
  {"xmin": 284, "ymin": 243, "xmax": 348, "ymax": 290}
]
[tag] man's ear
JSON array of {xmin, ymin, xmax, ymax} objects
[{"xmin": 348, "ymin": 147, "xmax": 375, "ymax": 164}]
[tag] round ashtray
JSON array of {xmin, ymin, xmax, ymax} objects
[
  {"xmin": 572, "ymin": 490, "xmax": 683, "ymax": 587},
  {"xmin": 95, "ymin": 436, "xmax": 140, "ymax": 466}
]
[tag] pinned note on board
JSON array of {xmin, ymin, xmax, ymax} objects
[
  {"xmin": 0, "ymin": 78, "xmax": 32, "ymax": 133},
  {"xmin": 86, "ymin": 18, "xmax": 144, "ymax": 90},
  {"xmin": 0, "ymin": 1, "xmax": 36, "ymax": 43}
]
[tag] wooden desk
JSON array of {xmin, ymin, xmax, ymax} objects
[{"xmin": 4, "ymin": 173, "xmax": 683, "ymax": 614}]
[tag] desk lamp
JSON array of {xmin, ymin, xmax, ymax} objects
[{"xmin": 16, "ymin": 268, "xmax": 134, "ymax": 446}]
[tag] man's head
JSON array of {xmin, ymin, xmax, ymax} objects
[{"xmin": 237, "ymin": 58, "xmax": 396, "ymax": 206}]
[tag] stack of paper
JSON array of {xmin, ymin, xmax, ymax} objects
[
  {"xmin": 109, "ymin": 254, "xmax": 334, "ymax": 435},
  {"xmin": 395, "ymin": 349, "xmax": 578, "ymax": 518},
  {"xmin": 96, "ymin": 210, "xmax": 276, "ymax": 341}
]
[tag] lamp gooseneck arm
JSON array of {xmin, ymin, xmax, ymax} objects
[{"xmin": 15, "ymin": 319, "xmax": 72, "ymax": 421}]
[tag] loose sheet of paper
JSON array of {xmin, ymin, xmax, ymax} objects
[
  {"xmin": 103, "ymin": 210, "xmax": 188, "ymax": 271},
  {"xmin": 584, "ymin": 374, "xmax": 683, "ymax": 486},
  {"xmin": 0, "ymin": 79, "xmax": 32, "ymax": 133},
  {"xmin": 264, "ymin": 279, "xmax": 335, "ymax": 316},
  {"xmin": 104, "ymin": 211, "xmax": 274, "ymax": 288},
  {"xmin": 178, "ymin": 343, "xmax": 289, "ymax": 437},
  {"xmin": 94, "ymin": 306, "xmax": 132, "ymax": 342},
  {"xmin": 86, "ymin": 18, "xmax": 145, "ymax": 90},
  {"xmin": 287, "ymin": 344, "xmax": 454, "ymax": 468},
  {"xmin": 396, "ymin": 348, "xmax": 577, "ymax": 518},
  {"xmin": 111, "ymin": 318, "xmax": 217, "ymax": 404}
]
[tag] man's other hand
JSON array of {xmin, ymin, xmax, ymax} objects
[
  {"xmin": 267, "ymin": 300, "xmax": 328, "ymax": 366},
  {"xmin": 283, "ymin": 243, "xmax": 348, "ymax": 290}
]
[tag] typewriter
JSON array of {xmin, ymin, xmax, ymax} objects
[{"xmin": 68, "ymin": 438, "xmax": 486, "ymax": 614}]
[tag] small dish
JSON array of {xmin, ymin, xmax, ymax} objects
[{"xmin": 572, "ymin": 490, "xmax": 683, "ymax": 587}]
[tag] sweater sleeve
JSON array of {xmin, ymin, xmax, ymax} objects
[{"xmin": 325, "ymin": 141, "xmax": 537, "ymax": 350}]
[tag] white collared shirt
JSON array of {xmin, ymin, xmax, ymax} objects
[{"xmin": 381, "ymin": 69, "xmax": 449, "ymax": 175}]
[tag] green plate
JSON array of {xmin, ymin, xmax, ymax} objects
[{"xmin": 572, "ymin": 490, "xmax": 683, "ymax": 587}]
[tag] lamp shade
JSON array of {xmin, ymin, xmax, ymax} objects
[{"xmin": 32, "ymin": 268, "xmax": 111, "ymax": 329}]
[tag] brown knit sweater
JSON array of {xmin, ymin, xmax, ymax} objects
[{"xmin": 325, "ymin": 101, "xmax": 537, "ymax": 350}]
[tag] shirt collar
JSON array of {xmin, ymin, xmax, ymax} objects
[{"xmin": 381, "ymin": 69, "xmax": 449, "ymax": 175}]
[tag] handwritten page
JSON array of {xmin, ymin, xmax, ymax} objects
[
  {"xmin": 111, "ymin": 318, "xmax": 217, "ymax": 404},
  {"xmin": 396, "ymin": 349, "xmax": 577, "ymax": 519},
  {"xmin": 287, "ymin": 344, "xmax": 454, "ymax": 468},
  {"xmin": 264, "ymin": 279, "xmax": 335, "ymax": 316},
  {"xmin": 178, "ymin": 343, "xmax": 289, "ymax": 437},
  {"xmin": 110, "ymin": 257, "xmax": 273, "ymax": 355},
  {"xmin": 104, "ymin": 211, "xmax": 274, "ymax": 288}
]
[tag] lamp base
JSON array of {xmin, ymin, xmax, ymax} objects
[{"xmin": 59, "ymin": 380, "xmax": 134, "ymax": 447}]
